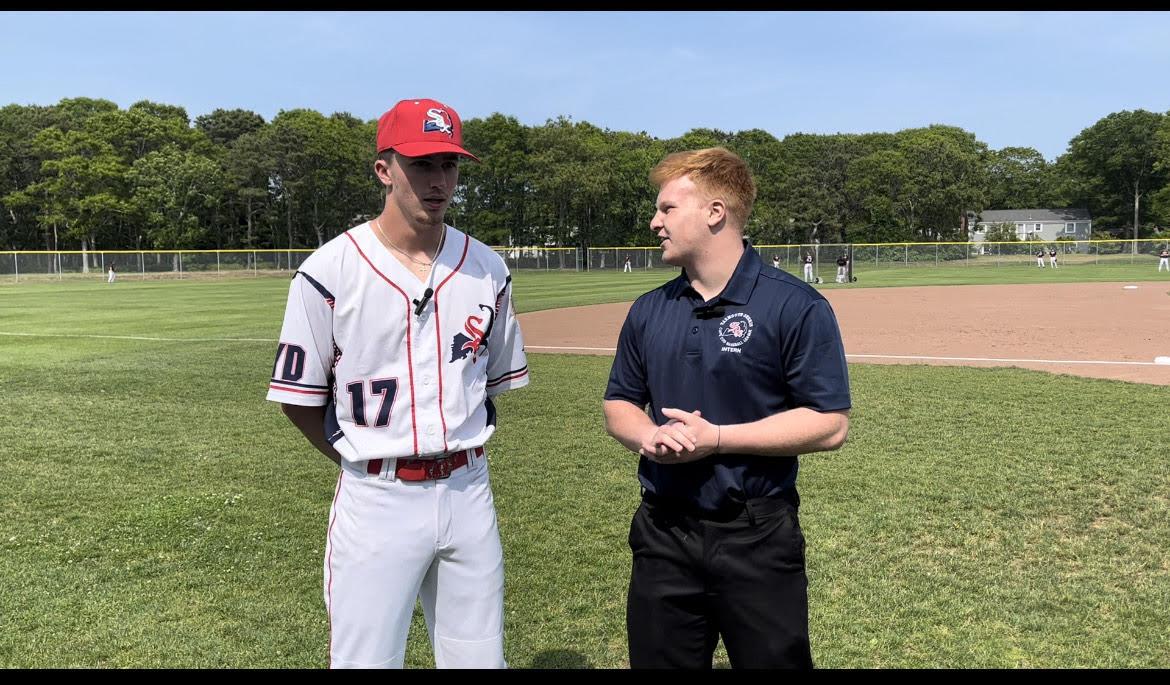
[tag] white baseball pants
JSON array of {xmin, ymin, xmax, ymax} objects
[
  {"xmin": 324, "ymin": 449, "xmax": 505, "ymax": 668},
  {"xmin": 1159, "ymin": 258, "xmax": 1168, "ymax": 272},
  {"xmin": 803, "ymin": 264, "xmax": 814, "ymax": 281}
]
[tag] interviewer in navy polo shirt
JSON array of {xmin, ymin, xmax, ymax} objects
[{"xmin": 603, "ymin": 147, "xmax": 851, "ymax": 669}]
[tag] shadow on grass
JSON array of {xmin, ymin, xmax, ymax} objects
[{"xmin": 530, "ymin": 649, "xmax": 594, "ymax": 669}]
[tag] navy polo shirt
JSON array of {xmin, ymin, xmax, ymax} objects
[{"xmin": 605, "ymin": 243, "xmax": 851, "ymax": 514}]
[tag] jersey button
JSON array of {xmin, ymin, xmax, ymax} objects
[
  {"xmin": 691, "ymin": 326, "xmax": 698, "ymax": 334},
  {"xmin": 422, "ymin": 375, "xmax": 431, "ymax": 386},
  {"xmin": 427, "ymin": 425, "xmax": 436, "ymax": 436}
]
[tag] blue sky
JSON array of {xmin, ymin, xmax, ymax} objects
[{"xmin": 3, "ymin": 11, "xmax": 1169, "ymax": 161}]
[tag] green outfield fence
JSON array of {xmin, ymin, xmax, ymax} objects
[{"xmin": 1, "ymin": 240, "xmax": 1168, "ymax": 283}]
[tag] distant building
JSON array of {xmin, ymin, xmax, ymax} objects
[{"xmin": 971, "ymin": 208, "xmax": 1092, "ymax": 242}]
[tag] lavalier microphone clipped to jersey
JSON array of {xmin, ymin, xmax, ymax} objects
[{"xmin": 413, "ymin": 288, "xmax": 434, "ymax": 317}]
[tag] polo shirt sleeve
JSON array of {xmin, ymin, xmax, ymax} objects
[
  {"xmin": 781, "ymin": 298, "xmax": 851, "ymax": 412},
  {"xmin": 604, "ymin": 301, "xmax": 650, "ymax": 407}
]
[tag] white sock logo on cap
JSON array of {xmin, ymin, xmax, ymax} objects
[{"xmin": 424, "ymin": 108, "xmax": 453, "ymax": 136}]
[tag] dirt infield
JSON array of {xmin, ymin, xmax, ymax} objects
[{"xmin": 518, "ymin": 281, "xmax": 1170, "ymax": 386}]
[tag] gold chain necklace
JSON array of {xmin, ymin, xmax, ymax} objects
[{"xmin": 373, "ymin": 217, "xmax": 444, "ymax": 272}]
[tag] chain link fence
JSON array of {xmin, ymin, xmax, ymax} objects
[
  {"xmin": 491, "ymin": 247, "xmax": 581, "ymax": 271},
  {"xmin": 0, "ymin": 250, "xmax": 315, "ymax": 282},
  {"xmin": 3, "ymin": 240, "xmax": 1168, "ymax": 283}
]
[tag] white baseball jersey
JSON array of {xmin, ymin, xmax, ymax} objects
[{"xmin": 266, "ymin": 221, "xmax": 529, "ymax": 462}]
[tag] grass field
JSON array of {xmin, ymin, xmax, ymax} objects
[
  {"xmin": 510, "ymin": 262, "xmax": 1170, "ymax": 308},
  {"xmin": 4, "ymin": 258, "xmax": 1169, "ymax": 313},
  {"xmin": 1, "ymin": 277, "xmax": 1168, "ymax": 668}
]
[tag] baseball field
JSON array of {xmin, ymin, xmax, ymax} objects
[{"xmin": 1, "ymin": 265, "xmax": 1168, "ymax": 667}]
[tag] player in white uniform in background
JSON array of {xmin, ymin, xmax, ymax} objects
[
  {"xmin": 107, "ymin": 264, "xmax": 116, "ymax": 283},
  {"xmin": 802, "ymin": 252, "xmax": 815, "ymax": 283},
  {"xmin": 1160, "ymin": 247, "xmax": 1170, "ymax": 272},
  {"xmin": 1048, "ymin": 248, "xmax": 1059, "ymax": 268},
  {"xmin": 267, "ymin": 98, "xmax": 529, "ymax": 669}
]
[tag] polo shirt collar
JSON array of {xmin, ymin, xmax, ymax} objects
[{"xmin": 676, "ymin": 239, "xmax": 761, "ymax": 305}]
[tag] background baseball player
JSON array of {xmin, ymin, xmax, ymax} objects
[
  {"xmin": 267, "ymin": 97, "xmax": 529, "ymax": 669},
  {"xmin": 1158, "ymin": 246, "xmax": 1168, "ymax": 272},
  {"xmin": 106, "ymin": 263, "xmax": 116, "ymax": 284},
  {"xmin": 835, "ymin": 253, "xmax": 849, "ymax": 283},
  {"xmin": 771, "ymin": 254, "xmax": 781, "ymax": 270},
  {"xmin": 1035, "ymin": 248, "xmax": 1045, "ymax": 268},
  {"xmin": 802, "ymin": 252, "xmax": 815, "ymax": 283},
  {"xmin": 1048, "ymin": 247, "xmax": 1059, "ymax": 268}
]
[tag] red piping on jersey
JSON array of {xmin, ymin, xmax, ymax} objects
[
  {"xmin": 326, "ymin": 471, "xmax": 344, "ymax": 669},
  {"xmin": 430, "ymin": 233, "xmax": 471, "ymax": 454},
  {"xmin": 345, "ymin": 230, "xmax": 419, "ymax": 456},
  {"xmin": 268, "ymin": 383, "xmax": 330, "ymax": 396}
]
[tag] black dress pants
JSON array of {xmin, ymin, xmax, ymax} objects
[{"xmin": 626, "ymin": 492, "xmax": 812, "ymax": 669}]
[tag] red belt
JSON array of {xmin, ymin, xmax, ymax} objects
[{"xmin": 366, "ymin": 446, "xmax": 484, "ymax": 481}]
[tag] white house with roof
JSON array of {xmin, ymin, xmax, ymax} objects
[{"xmin": 970, "ymin": 208, "xmax": 1092, "ymax": 242}]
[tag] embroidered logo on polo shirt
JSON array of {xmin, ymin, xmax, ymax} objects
[{"xmin": 717, "ymin": 312, "xmax": 754, "ymax": 353}]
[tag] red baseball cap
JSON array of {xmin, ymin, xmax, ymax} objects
[{"xmin": 376, "ymin": 98, "xmax": 479, "ymax": 161}]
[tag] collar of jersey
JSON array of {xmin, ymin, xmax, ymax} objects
[{"xmin": 366, "ymin": 222, "xmax": 453, "ymax": 286}]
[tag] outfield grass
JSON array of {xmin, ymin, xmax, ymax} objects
[
  {"xmin": 507, "ymin": 261, "xmax": 1170, "ymax": 308},
  {"xmin": 1, "ymin": 280, "xmax": 1168, "ymax": 668},
  {"xmin": 821, "ymin": 261, "xmax": 1170, "ymax": 289},
  {"xmin": 4, "ymin": 258, "xmax": 1169, "ymax": 315},
  {"xmin": 0, "ymin": 273, "xmax": 670, "ymax": 325}
]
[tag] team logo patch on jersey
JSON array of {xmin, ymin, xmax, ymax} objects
[
  {"xmin": 717, "ymin": 312, "xmax": 754, "ymax": 354},
  {"xmin": 450, "ymin": 304, "xmax": 494, "ymax": 363},
  {"xmin": 424, "ymin": 108, "xmax": 454, "ymax": 137}
]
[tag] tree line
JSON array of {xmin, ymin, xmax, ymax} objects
[{"xmin": 2, "ymin": 97, "xmax": 1169, "ymax": 253}]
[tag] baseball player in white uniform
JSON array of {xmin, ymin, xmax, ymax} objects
[
  {"xmin": 267, "ymin": 98, "xmax": 529, "ymax": 669},
  {"xmin": 802, "ymin": 252, "xmax": 815, "ymax": 283}
]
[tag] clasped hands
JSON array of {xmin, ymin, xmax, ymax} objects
[{"xmin": 640, "ymin": 408, "xmax": 720, "ymax": 464}]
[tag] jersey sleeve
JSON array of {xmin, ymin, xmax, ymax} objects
[
  {"xmin": 485, "ymin": 273, "xmax": 530, "ymax": 397},
  {"xmin": 266, "ymin": 271, "xmax": 335, "ymax": 407}
]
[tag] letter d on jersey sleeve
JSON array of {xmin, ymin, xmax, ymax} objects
[
  {"xmin": 267, "ymin": 271, "xmax": 336, "ymax": 406},
  {"xmin": 485, "ymin": 275, "xmax": 529, "ymax": 396}
]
